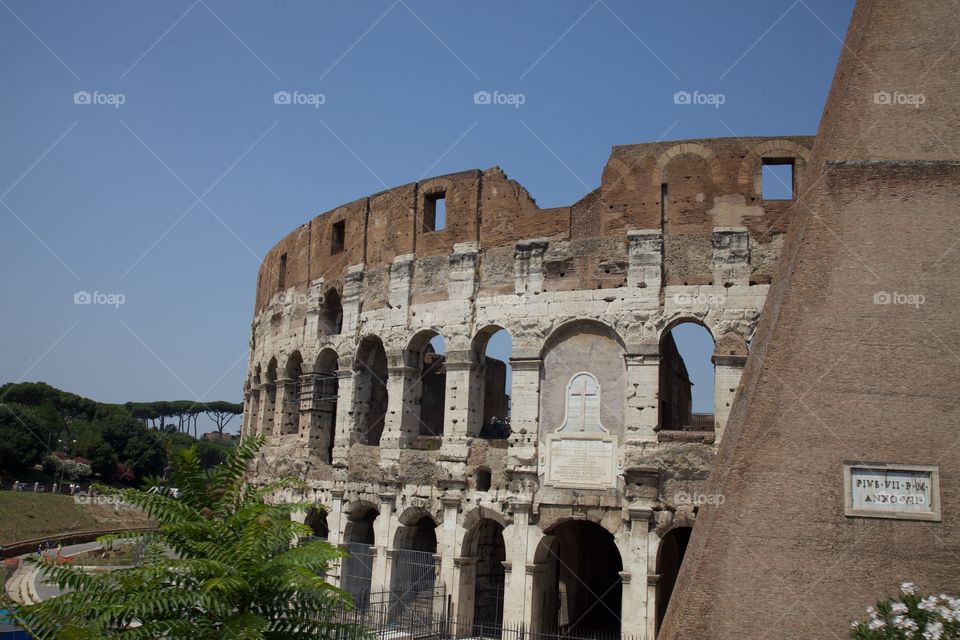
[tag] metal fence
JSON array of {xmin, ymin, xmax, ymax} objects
[
  {"xmin": 329, "ymin": 591, "xmax": 639, "ymax": 640},
  {"xmin": 341, "ymin": 542, "xmax": 375, "ymax": 603}
]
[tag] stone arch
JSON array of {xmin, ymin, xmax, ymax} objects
[
  {"xmin": 311, "ymin": 347, "xmax": 340, "ymax": 463},
  {"xmin": 405, "ymin": 329, "xmax": 447, "ymax": 438},
  {"xmin": 655, "ymin": 525, "xmax": 693, "ymax": 634},
  {"xmin": 304, "ymin": 506, "xmax": 329, "ymax": 539},
  {"xmin": 419, "ymin": 176, "xmax": 454, "ymax": 199},
  {"xmin": 658, "ymin": 319, "xmax": 716, "ymax": 431},
  {"xmin": 653, "ymin": 142, "xmax": 722, "ymax": 186},
  {"xmin": 353, "ymin": 335, "xmax": 388, "ymax": 446},
  {"xmin": 540, "ymin": 320, "xmax": 627, "ymax": 440},
  {"xmin": 533, "ymin": 520, "xmax": 623, "ymax": 635},
  {"xmin": 341, "ymin": 500, "xmax": 378, "ymax": 600},
  {"xmin": 602, "ymin": 156, "xmax": 642, "ymax": 192},
  {"xmin": 260, "ymin": 357, "xmax": 279, "ymax": 436},
  {"xmin": 460, "ymin": 505, "xmax": 510, "ymax": 538},
  {"xmin": 737, "ymin": 139, "xmax": 813, "ymax": 190},
  {"xmin": 461, "ymin": 516, "xmax": 508, "ymax": 633},
  {"xmin": 396, "ymin": 505, "xmax": 440, "ymax": 529},
  {"xmin": 319, "ymin": 287, "xmax": 343, "ymax": 336},
  {"xmin": 470, "ymin": 325, "xmax": 513, "ymax": 439},
  {"xmin": 278, "ymin": 351, "xmax": 303, "ymax": 435}
]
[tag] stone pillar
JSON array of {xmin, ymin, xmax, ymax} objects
[
  {"xmin": 439, "ymin": 496, "xmax": 460, "ymax": 609},
  {"xmin": 712, "ymin": 227, "xmax": 750, "ymax": 287},
  {"xmin": 341, "ymin": 265, "xmax": 365, "ymax": 332},
  {"xmin": 328, "ymin": 489, "xmax": 346, "ymax": 587},
  {"xmin": 501, "ymin": 502, "xmax": 537, "ymax": 628},
  {"xmin": 439, "ymin": 350, "xmax": 476, "ymax": 479},
  {"xmin": 712, "ymin": 354, "xmax": 747, "ymax": 444},
  {"xmin": 624, "ymin": 344, "xmax": 660, "ymax": 445},
  {"xmin": 448, "ymin": 242, "xmax": 479, "ymax": 301},
  {"xmin": 618, "ymin": 506, "xmax": 653, "ymax": 640},
  {"xmin": 627, "ymin": 230, "xmax": 663, "ymax": 290},
  {"xmin": 331, "ymin": 357, "xmax": 358, "ymax": 468},
  {"xmin": 389, "ymin": 254, "xmax": 415, "ymax": 309},
  {"xmin": 371, "ymin": 494, "xmax": 396, "ymax": 593},
  {"xmin": 453, "ymin": 557, "xmax": 478, "ymax": 633},
  {"xmin": 380, "ymin": 350, "xmax": 419, "ymax": 467},
  {"xmin": 242, "ymin": 389, "xmax": 258, "ymax": 439},
  {"xmin": 514, "ymin": 240, "xmax": 548, "ymax": 295},
  {"xmin": 274, "ymin": 377, "xmax": 298, "ymax": 436},
  {"xmin": 645, "ymin": 528, "xmax": 662, "ymax": 640},
  {"xmin": 256, "ymin": 382, "xmax": 275, "ymax": 437},
  {"xmin": 507, "ymin": 353, "xmax": 541, "ymax": 481}
]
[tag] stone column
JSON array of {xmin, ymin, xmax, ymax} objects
[
  {"xmin": 501, "ymin": 502, "xmax": 538, "ymax": 629},
  {"xmin": 439, "ymin": 496, "xmax": 461, "ymax": 611},
  {"xmin": 507, "ymin": 353, "xmax": 541, "ymax": 483},
  {"xmin": 711, "ymin": 227, "xmax": 750, "ymax": 287},
  {"xmin": 331, "ymin": 357, "xmax": 358, "ymax": 468},
  {"xmin": 453, "ymin": 557, "xmax": 478, "ymax": 633},
  {"xmin": 327, "ymin": 489, "xmax": 346, "ymax": 587},
  {"xmin": 712, "ymin": 354, "xmax": 747, "ymax": 444},
  {"xmin": 341, "ymin": 265, "xmax": 365, "ymax": 333},
  {"xmin": 627, "ymin": 230, "xmax": 663, "ymax": 290},
  {"xmin": 514, "ymin": 240, "xmax": 548, "ymax": 295},
  {"xmin": 439, "ymin": 350, "xmax": 477, "ymax": 478},
  {"xmin": 380, "ymin": 350, "xmax": 419, "ymax": 467},
  {"xmin": 256, "ymin": 382, "xmax": 275, "ymax": 437},
  {"xmin": 371, "ymin": 494, "xmax": 396, "ymax": 593},
  {"xmin": 618, "ymin": 506, "xmax": 653, "ymax": 639},
  {"xmin": 274, "ymin": 377, "xmax": 298, "ymax": 436},
  {"xmin": 242, "ymin": 389, "xmax": 258, "ymax": 439},
  {"xmin": 624, "ymin": 344, "xmax": 660, "ymax": 445}
]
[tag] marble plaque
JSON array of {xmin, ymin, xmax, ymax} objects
[
  {"xmin": 844, "ymin": 463, "xmax": 941, "ymax": 521},
  {"xmin": 545, "ymin": 434, "xmax": 617, "ymax": 489}
]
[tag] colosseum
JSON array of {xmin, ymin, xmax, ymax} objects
[{"xmin": 239, "ymin": 133, "xmax": 814, "ymax": 639}]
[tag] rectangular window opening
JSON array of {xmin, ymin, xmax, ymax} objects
[
  {"xmin": 331, "ymin": 221, "xmax": 345, "ymax": 255},
  {"xmin": 424, "ymin": 192, "xmax": 446, "ymax": 231},
  {"xmin": 762, "ymin": 160, "xmax": 795, "ymax": 200},
  {"xmin": 278, "ymin": 253, "xmax": 287, "ymax": 289}
]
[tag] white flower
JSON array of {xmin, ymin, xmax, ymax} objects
[
  {"xmin": 892, "ymin": 602, "xmax": 909, "ymax": 615},
  {"xmin": 920, "ymin": 596, "xmax": 938, "ymax": 611},
  {"xmin": 868, "ymin": 617, "xmax": 886, "ymax": 631},
  {"xmin": 924, "ymin": 620, "xmax": 944, "ymax": 640},
  {"xmin": 901, "ymin": 581, "xmax": 918, "ymax": 595}
]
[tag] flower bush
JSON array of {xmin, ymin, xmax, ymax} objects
[{"xmin": 851, "ymin": 582, "xmax": 960, "ymax": 640}]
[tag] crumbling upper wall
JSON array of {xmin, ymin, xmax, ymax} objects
[{"xmin": 254, "ymin": 135, "xmax": 815, "ymax": 314}]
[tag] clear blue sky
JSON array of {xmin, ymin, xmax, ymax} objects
[{"xmin": 0, "ymin": 0, "xmax": 853, "ymax": 430}]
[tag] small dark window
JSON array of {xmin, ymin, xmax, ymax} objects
[
  {"xmin": 762, "ymin": 159, "xmax": 794, "ymax": 200},
  {"xmin": 278, "ymin": 253, "xmax": 287, "ymax": 289},
  {"xmin": 477, "ymin": 467, "xmax": 492, "ymax": 492},
  {"xmin": 331, "ymin": 221, "xmax": 345, "ymax": 254},
  {"xmin": 424, "ymin": 192, "xmax": 446, "ymax": 231}
]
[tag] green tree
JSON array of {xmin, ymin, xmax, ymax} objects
[
  {"xmin": 0, "ymin": 402, "xmax": 56, "ymax": 473},
  {"xmin": 9, "ymin": 436, "xmax": 361, "ymax": 639}
]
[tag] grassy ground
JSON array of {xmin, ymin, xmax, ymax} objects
[{"xmin": 0, "ymin": 493, "xmax": 153, "ymax": 546}]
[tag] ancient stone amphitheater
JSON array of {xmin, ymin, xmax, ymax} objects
[{"xmin": 240, "ymin": 134, "xmax": 813, "ymax": 638}]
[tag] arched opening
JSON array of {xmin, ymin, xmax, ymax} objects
[
  {"xmin": 304, "ymin": 507, "xmax": 328, "ymax": 540},
  {"xmin": 342, "ymin": 505, "xmax": 378, "ymax": 602},
  {"xmin": 391, "ymin": 514, "xmax": 439, "ymax": 615},
  {"xmin": 538, "ymin": 521, "xmax": 622, "ymax": 637},
  {"xmin": 319, "ymin": 288, "xmax": 343, "ymax": 336},
  {"xmin": 658, "ymin": 321, "xmax": 715, "ymax": 432},
  {"xmin": 281, "ymin": 352, "xmax": 303, "ymax": 435},
  {"xmin": 314, "ymin": 349, "xmax": 339, "ymax": 463},
  {"xmin": 262, "ymin": 358, "xmax": 278, "ymax": 436},
  {"xmin": 407, "ymin": 331, "xmax": 447, "ymax": 440},
  {"xmin": 656, "ymin": 526, "xmax": 692, "ymax": 634},
  {"xmin": 464, "ymin": 519, "xmax": 506, "ymax": 636},
  {"xmin": 471, "ymin": 326, "xmax": 512, "ymax": 439},
  {"xmin": 355, "ymin": 336, "xmax": 388, "ymax": 446}
]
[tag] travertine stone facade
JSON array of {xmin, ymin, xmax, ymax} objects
[{"xmin": 242, "ymin": 135, "xmax": 812, "ymax": 638}]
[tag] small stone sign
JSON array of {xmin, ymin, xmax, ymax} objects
[{"xmin": 844, "ymin": 463, "xmax": 941, "ymax": 521}]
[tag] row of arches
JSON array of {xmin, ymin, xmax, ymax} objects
[
  {"xmin": 302, "ymin": 502, "xmax": 692, "ymax": 637},
  {"xmin": 245, "ymin": 318, "xmax": 725, "ymax": 454}
]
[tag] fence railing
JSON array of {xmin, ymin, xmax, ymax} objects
[{"xmin": 329, "ymin": 589, "xmax": 639, "ymax": 640}]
